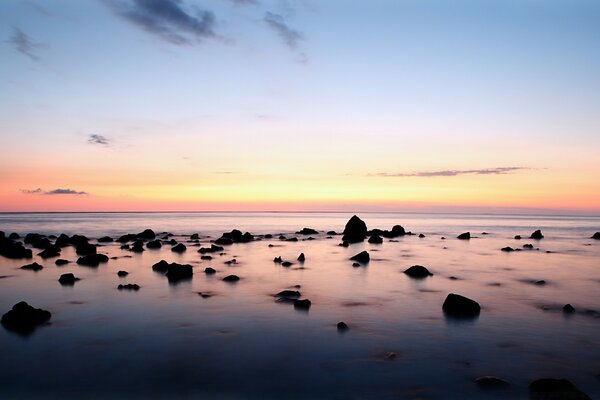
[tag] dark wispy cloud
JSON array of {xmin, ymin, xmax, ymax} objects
[
  {"xmin": 105, "ymin": 0, "xmax": 217, "ymax": 45},
  {"xmin": 88, "ymin": 134, "xmax": 110, "ymax": 145},
  {"xmin": 264, "ymin": 12, "xmax": 303, "ymax": 49},
  {"xmin": 21, "ymin": 188, "xmax": 88, "ymax": 195},
  {"xmin": 7, "ymin": 28, "xmax": 43, "ymax": 61},
  {"xmin": 369, "ymin": 167, "xmax": 532, "ymax": 178}
]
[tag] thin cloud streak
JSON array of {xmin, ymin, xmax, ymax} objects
[
  {"xmin": 21, "ymin": 188, "xmax": 88, "ymax": 195},
  {"xmin": 88, "ymin": 134, "xmax": 110, "ymax": 145},
  {"xmin": 7, "ymin": 27, "xmax": 42, "ymax": 61},
  {"xmin": 264, "ymin": 12, "xmax": 303, "ymax": 49},
  {"xmin": 369, "ymin": 167, "xmax": 533, "ymax": 178}
]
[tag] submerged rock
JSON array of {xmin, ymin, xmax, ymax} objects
[
  {"xmin": 118, "ymin": 284, "xmax": 140, "ymax": 291},
  {"xmin": 523, "ymin": 244, "xmax": 534, "ymax": 249},
  {"xmin": 0, "ymin": 239, "xmax": 33, "ymax": 259},
  {"xmin": 296, "ymin": 228, "xmax": 318, "ymax": 235},
  {"xmin": 198, "ymin": 244, "xmax": 224, "ymax": 254},
  {"xmin": 457, "ymin": 232, "xmax": 471, "ymax": 240},
  {"xmin": 76, "ymin": 242, "xmax": 97, "ymax": 256},
  {"xmin": 137, "ymin": 229, "xmax": 155, "ymax": 240},
  {"xmin": 529, "ymin": 378, "xmax": 591, "ymax": 400},
  {"xmin": 76, "ymin": 254, "xmax": 109, "ymax": 267},
  {"xmin": 350, "ymin": 251, "xmax": 370, "ymax": 264},
  {"xmin": 342, "ymin": 215, "xmax": 368, "ymax": 244},
  {"xmin": 337, "ymin": 321, "xmax": 349, "ymax": 332},
  {"xmin": 55, "ymin": 259, "xmax": 69, "ymax": 266},
  {"xmin": 37, "ymin": 247, "xmax": 60, "ymax": 258},
  {"xmin": 501, "ymin": 247, "xmax": 515, "ymax": 252},
  {"xmin": 1, "ymin": 301, "xmax": 51, "ymax": 335},
  {"xmin": 276, "ymin": 290, "xmax": 301, "ymax": 300},
  {"xmin": 20, "ymin": 262, "xmax": 43, "ymax": 271},
  {"xmin": 530, "ymin": 230, "xmax": 544, "ymax": 240},
  {"xmin": 404, "ymin": 265, "xmax": 433, "ymax": 278},
  {"xmin": 58, "ymin": 273, "xmax": 79, "ymax": 285},
  {"xmin": 130, "ymin": 241, "xmax": 145, "ymax": 253},
  {"xmin": 281, "ymin": 261, "xmax": 293, "ymax": 267},
  {"xmin": 293, "ymin": 299, "xmax": 311, "ymax": 309},
  {"xmin": 152, "ymin": 260, "xmax": 170, "ymax": 272},
  {"xmin": 368, "ymin": 234, "xmax": 383, "ymax": 244},
  {"xmin": 442, "ymin": 293, "xmax": 481, "ymax": 318},
  {"xmin": 171, "ymin": 243, "xmax": 187, "ymax": 253},
  {"xmin": 563, "ymin": 304, "xmax": 576, "ymax": 313},
  {"xmin": 98, "ymin": 236, "xmax": 114, "ymax": 243},
  {"xmin": 474, "ymin": 376, "xmax": 510, "ymax": 389},
  {"xmin": 327, "ymin": 231, "xmax": 337, "ymax": 235},
  {"xmin": 222, "ymin": 274, "xmax": 240, "ymax": 282},
  {"xmin": 146, "ymin": 239, "xmax": 162, "ymax": 249},
  {"xmin": 117, "ymin": 270, "xmax": 129, "ymax": 277},
  {"xmin": 204, "ymin": 267, "xmax": 216, "ymax": 274},
  {"xmin": 514, "ymin": 235, "xmax": 522, "ymax": 240}
]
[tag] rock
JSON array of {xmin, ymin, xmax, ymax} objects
[
  {"xmin": 342, "ymin": 215, "xmax": 368, "ymax": 243},
  {"xmin": 76, "ymin": 254, "xmax": 109, "ymax": 267},
  {"xmin": 8, "ymin": 232, "xmax": 19, "ymax": 240},
  {"xmin": 296, "ymin": 228, "xmax": 318, "ymax": 235},
  {"xmin": 120, "ymin": 244, "xmax": 130, "ymax": 250},
  {"xmin": 404, "ymin": 265, "xmax": 433, "ymax": 278},
  {"xmin": 386, "ymin": 225, "xmax": 406, "ymax": 238},
  {"xmin": 285, "ymin": 237, "xmax": 298, "ymax": 242},
  {"xmin": 293, "ymin": 299, "xmax": 311, "ymax": 309},
  {"xmin": 136, "ymin": 229, "xmax": 155, "ymax": 240},
  {"xmin": 214, "ymin": 237, "xmax": 233, "ymax": 245},
  {"xmin": 130, "ymin": 241, "xmax": 145, "ymax": 253},
  {"xmin": 146, "ymin": 239, "xmax": 162, "ymax": 249},
  {"xmin": 523, "ymin": 244, "xmax": 534, "ymax": 249},
  {"xmin": 31, "ymin": 237, "xmax": 53, "ymax": 249},
  {"xmin": 535, "ymin": 280, "xmax": 546, "ymax": 285},
  {"xmin": 224, "ymin": 259, "xmax": 237, "ymax": 265},
  {"xmin": 223, "ymin": 274, "xmax": 240, "ymax": 282},
  {"xmin": 21, "ymin": 262, "xmax": 43, "ymax": 271},
  {"xmin": 591, "ymin": 232, "xmax": 600, "ymax": 240},
  {"xmin": 276, "ymin": 290, "xmax": 301, "ymax": 299},
  {"xmin": 217, "ymin": 229, "xmax": 253, "ymax": 244},
  {"xmin": 118, "ymin": 284, "xmax": 140, "ymax": 291},
  {"xmin": 117, "ymin": 270, "xmax": 129, "ymax": 277},
  {"xmin": 514, "ymin": 235, "xmax": 522, "ymax": 240},
  {"xmin": 117, "ymin": 234, "xmax": 137, "ymax": 243},
  {"xmin": 563, "ymin": 304, "xmax": 575, "ymax": 313},
  {"xmin": 264, "ymin": 234, "xmax": 273, "ymax": 239},
  {"xmin": 165, "ymin": 263, "xmax": 193, "ymax": 282},
  {"xmin": 54, "ymin": 234, "xmax": 71, "ymax": 247},
  {"xmin": 171, "ymin": 243, "xmax": 187, "ymax": 253},
  {"xmin": 55, "ymin": 259, "xmax": 69, "ymax": 266},
  {"xmin": 350, "ymin": 251, "xmax": 370, "ymax": 264},
  {"xmin": 0, "ymin": 239, "xmax": 32, "ymax": 259},
  {"xmin": 152, "ymin": 260, "xmax": 170, "ymax": 272},
  {"xmin": 190, "ymin": 233, "xmax": 199, "ymax": 240},
  {"xmin": 198, "ymin": 244, "xmax": 224, "ymax": 254},
  {"xmin": 368, "ymin": 235, "xmax": 383, "ymax": 244},
  {"xmin": 529, "ymin": 378, "xmax": 591, "ymax": 400},
  {"xmin": 297, "ymin": 253, "xmax": 305, "ymax": 262},
  {"xmin": 442, "ymin": 293, "xmax": 481, "ymax": 318},
  {"xmin": 339, "ymin": 241, "xmax": 349, "ymax": 247},
  {"xmin": 76, "ymin": 242, "xmax": 97, "ymax": 256},
  {"xmin": 204, "ymin": 267, "xmax": 216, "ymax": 274},
  {"xmin": 327, "ymin": 231, "xmax": 337, "ymax": 235},
  {"xmin": 98, "ymin": 236, "xmax": 113, "ymax": 243},
  {"xmin": 1, "ymin": 301, "xmax": 51, "ymax": 334},
  {"xmin": 337, "ymin": 321, "xmax": 349, "ymax": 332},
  {"xmin": 200, "ymin": 255, "xmax": 212, "ymax": 260},
  {"xmin": 457, "ymin": 232, "xmax": 471, "ymax": 240},
  {"xmin": 58, "ymin": 273, "xmax": 78, "ymax": 285},
  {"xmin": 474, "ymin": 376, "xmax": 510, "ymax": 389},
  {"xmin": 37, "ymin": 247, "xmax": 61, "ymax": 258},
  {"xmin": 281, "ymin": 261, "xmax": 293, "ymax": 267},
  {"xmin": 24, "ymin": 233, "xmax": 44, "ymax": 245},
  {"xmin": 352, "ymin": 262, "xmax": 360, "ymax": 267},
  {"xmin": 418, "ymin": 234, "xmax": 425, "ymax": 238},
  {"xmin": 530, "ymin": 230, "xmax": 544, "ymax": 240},
  {"xmin": 501, "ymin": 247, "xmax": 515, "ymax": 252}
]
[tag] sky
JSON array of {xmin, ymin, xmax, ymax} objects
[{"xmin": 0, "ymin": 0, "xmax": 599, "ymax": 214}]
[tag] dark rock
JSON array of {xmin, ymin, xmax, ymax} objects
[
  {"xmin": 418, "ymin": 234, "xmax": 425, "ymax": 238},
  {"xmin": 278, "ymin": 235, "xmax": 286, "ymax": 240},
  {"xmin": 523, "ymin": 244, "xmax": 534, "ymax": 249},
  {"xmin": 8, "ymin": 232, "xmax": 20, "ymax": 240},
  {"xmin": 214, "ymin": 237, "xmax": 233, "ymax": 245},
  {"xmin": 24, "ymin": 233, "xmax": 43, "ymax": 245},
  {"xmin": 21, "ymin": 262, "xmax": 43, "ymax": 271},
  {"xmin": 501, "ymin": 247, "xmax": 515, "ymax": 252},
  {"xmin": 404, "ymin": 265, "xmax": 433, "ymax": 278},
  {"xmin": 117, "ymin": 234, "xmax": 137, "ymax": 243},
  {"xmin": 297, "ymin": 253, "xmax": 305, "ymax": 262},
  {"xmin": 563, "ymin": 304, "xmax": 575, "ymax": 313},
  {"xmin": 337, "ymin": 321, "xmax": 349, "ymax": 332},
  {"xmin": 281, "ymin": 261, "xmax": 293, "ymax": 267},
  {"xmin": 58, "ymin": 273, "xmax": 78, "ymax": 285},
  {"xmin": 327, "ymin": 231, "xmax": 337, "ymax": 235},
  {"xmin": 130, "ymin": 241, "xmax": 145, "ymax": 253},
  {"xmin": 55, "ymin": 259, "xmax": 69, "ymax": 266},
  {"xmin": 342, "ymin": 215, "xmax": 368, "ymax": 243},
  {"xmin": 146, "ymin": 239, "xmax": 162, "ymax": 249},
  {"xmin": 530, "ymin": 230, "xmax": 544, "ymax": 240},
  {"xmin": 442, "ymin": 293, "xmax": 481, "ymax": 318},
  {"xmin": 31, "ymin": 237, "xmax": 53, "ymax": 250},
  {"xmin": 118, "ymin": 284, "xmax": 140, "ymax": 291},
  {"xmin": 352, "ymin": 262, "xmax": 360, "ymax": 267},
  {"xmin": 1, "ymin": 301, "xmax": 51, "ymax": 334},
  {"xmin": 171, "ymin": 243, "xmax": 187, "ymax": 253},
  {"xmin": 218, "ymin": 229, "xmax": 253, "ymax": 244},
  {"xmin": 535, "ymin": 280, "xmax": 546, "ymax": 285},
  {"xmin": 69, "ymin": 234, "xmax": 90, "ymax": 247},
  {"xmin": 592, "ymin": 232, "xmax": 600, "ymax": 240},
  {"xmin": 137, "ymin": 229, "xmax": 155, "ymax": 240},
  {"xmin": 224, "ymin": 259, "xmax": 237, "ymax": 265},
  {"xmin": 190, "ymin": 233, "xmax": 199, "ymax": 240},
  {"xmin": 223, "ymin": 274, "xmax": 240, "ymax": 282},
  {"xmin": 529, "ymin": 378, "xmax": 591, "ymax": 400},
  {"xmin": 350, "ymin": 251, "xmax": 370, "ymax": 264},
  {"xmin": 264, "ymin": 234, "xmax": 273, "ymax": 239},
  {"xmin": 76, "ymin": 242, "xmax": 97, "ymax": 256},
  {"xmin": 198, "ymin": 244, "xmax": 224, "ymax": 254},
  {"xmin": 200, "ymin": 255, "xmax": 212, "ymax": 260},
  {"xmin": 296, "ymin": 228, "xmax": 318, "ymax": 235},
  {"xmin": 339, "ymin": 241, "xmax": 349, "ymax": 247},
  {"xmin": 457, "ymin": 232, "xmax": 471, "ymax": 240},
  {"xmin": 37, "ymin": 247, "xmax": 60, "ymax": 258},
  {"xmin": 285, "ymin": 237, "xmax": 298, "ymax": 242},
  {"xmin": 152, "ymin": 260, "xmax": 170, "ymax": 273},
  {"xmin": 276, "ymin": 290, "xmax": 301, "ymax": 299},
  {"xmin": 54, "ymin": 234, "xmax": 71, "ymax": 248},
  {"xmin": 98, "ymin": 236, "xmax": 113, "ymax": 243},
  {"xmin": 474, "ymin": 376, "xmax": 510, "ymax": 389},
  {"xmin": 368, "ymin": 235, "xmax": 383, "ymax": 244},
  {"xmin": 117, "ymin": 270, "xmax": 129, "ymax": 277},
  {"xmin": 76, "ymin": 254, "xmax": 109, "ymax": 267},
  {"xmin": 386, "ymin": 225, "xmax": 406, "ymax": 238},
  {"xmin": 514, "ymin": 235, "xmax": 522, "ymax": 239},
  {"xmin": 293, "ymin": 299, "xmax": 311, "ymax": 309},
  {"xmin": 120, "ymin": 244, "xmax": 130, "ymax": 250},
  {"xmin": 165, "ymin": 263, "xmax": 193, "ymax": 282},
  {"xmin": 274, "ymin": 256, "xmax": 282, "ymax": 263},
  {"xmin": 0, "ymin": 239, "xmax": 33, "ymax": 259},
  {"xmin": 204, "ymin": 267, "xmax": 216, "ymax": 274}
]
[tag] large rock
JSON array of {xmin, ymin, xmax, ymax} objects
[
  {"xmin": 54, "ymin": 234, "xmax": 71, "ymax": 248},
  {"xmin": 37, "ymin": 247, "xmax": 61, "ymax": 259},
  {"xmin": 216, "ymin": 229, "xmax": 254, "ymax": 245},
  {"xmin": 404, "ymin": 265, "xmax": 433, "ymax": 278},
  {"xmin": 1, "ymin": 301, "xmax": 51, "ymax": 335},
  {"xmin": 165, "ymin": 263, "xmax": 193, "ymax": 282},
  {"xmin": 350, "ymin": 251, "xmax": 370, "ymax": 264},
  {"xmin": 342, "ymin": 215, "xmax": 368, "ymax": 243},
  {"xmin": 530, "ymin": 230, "xmax": 544, "ymax": 240},
  {"xmin": 76, "ymin": 254, "xmax": 109, "ymax": 267},
  {"xmin": 0, "ymin": 239, "xmax": 32, "ymax": 259},
  {"xmin": 152, "ymin": 260, "xmax": 170, "ymax": 272},
  {"xmin": 529, "ymin": 379, "xmax": 591, "ymax": 400},
  {"xmin": 442, "ymin": 293, "xmax": 480, "ymax": 318}
]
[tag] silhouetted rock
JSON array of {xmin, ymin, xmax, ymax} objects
[
  {"xmin": 146, "ymin": 239, "xmax": 162, "ymax": 249},
  {"xmin": 352, "ymin": 262, "xmax": 360, "ymax": 267},
  {"xmin": 223, "ymin": 274, "xmax": 240, "ymax": 282},
  {"xmin": 327, "ymin": 231, "xmax": 337, "ymax": 235},
  {"xmin": 137, "ymin": 229, "xmax": 155, "ymax": 240},
  {"xmin": 592, "ymin": 232, "xmax": 600, "ymax": 240},
  {"xmin": 368, "ymin": 234, "xmax": 383, "ymax": 244},
  {"xmin": 418, "ymin": 234, "xmax": 425, "ymax": 238},
  {"xmin": 563, "ymin": 304, "xmax": 575, "ymax": 313},
  {"xmin": 0, "ymin": 238, "xmax": 32, "ymax": 259},
  {"xmin": 386, "ymin": 225, "xmax": 406, "ymax": 238},
  {"xmin": 294, "ymin": 299, "xmax": 311, "ymax": 309},
  {"xmin": 285, "ymin": 237, "xmax": 298, "ymax": 242},
  {"xmin": 76, "ymin": 242, "xmax": 97, "ymax": 256},
  {"xmin": 296, "ymin": 227, "xmax": 318, "ymax": 235},
  {"xmin": 297, "ymin": 253, "xmax": 305, "ymax": 262},
  {"xmin": 217, "ymin": 229, "xmax": 254, "ymax": 244},
  {"xmin": 190, "ymin": 233, "xmax": 199, "ymax": 240},
  {"xmin": 118, "ymin": 284, "xmax": 140, "ymax": 291},
  {"xmin": 117, "ymin": 270, "xmax": 129, "ymax": 277},
  {"xmin": 130, "ymin": 241, "xmax": 145, "ymax": 253},
  {"xmin": 264, "ymin": 234, "xmax": 273, "ymax": 239},
  {"xmin": 37, "ymin": 247, "xmax": 60, "ymax": 258},
  {"xmin": 166, "ymin": 263, "xmax": 193, "ymax": 282},
  {"xmin": 529, "ymin": 378, "xmax": 591, "ymax": 400},
  {"xmin": 198, "ymin": 244, "xmax": 224, "ymax": 254},
  {"xmin": 337, "ymin": 321, "xmax": 349, "ymax": 332},
  {"xmin": 457, "ymin": 232, "xmax": 471, "ymax": 240},
  {"xmin": 442, "ymin": 293, "xmax": 480, "ymax": 318},
  {"xmin": 70, "ymin": 235, "xmax": 90, "ymax": 248},
  {"xmin": 535, "ymin": 280, "xmax": 546, "ymax": 285},
  {"xmin": 152, "ymin": 260, "xmax": 169, "ymax": 272},
  {"xmin": 281, "ymin": 261, "xmax": 293, "ymax": 267},
  {"xmin": 501, "ymin": 247, "xmax": 515, "ymax": 252},
  {"xmin": 98, "ymin": 236, "xmax": 113, "ymax": 243},
  {"xmin": 214, "ymin": 237, "xmax": 233, "ymax": 245},
  {"xmin": 8, "ymin": 232, "xmax": 20, "ymax": 240},
  {"xmin": 200, "ymin": 255, "xmax": 212, "ymax": 260},
  {"xmin": 404, "ymin": 265, "xmax": 433, "ymax": 278},
  {"xmin": 530, "ymin": 230, "xmax": 544, "ymax": 240},
  {"xmin": 54, "ymin": 234, "xmax": 70, "ymax": 248},
  {"xmin": 273, "ymin": 256, "xmax": 282, "ymax": 263},
  {"xmin": 21, "ymin": 262, "xmax": 43, "ymax": 271},
  {"xmin": 276, "ymin": 290, "xmax": 301, "ymax": 299},
  {"xmin": 350, "ymin": 251, "xmax": 370, "ymax": 264},
  {"xmin": 24, "ymin": 233, "xmax": 43, "ymax": 245},
  {"xmin": 58, "ymin": 273, "xmax": 79, "ymax": 285},
  {"xmin": 55, "ymin": 259, "xmax": 69, "ymax": 266},
  {"xmin": 117, "ymin": 234, "xmax": 137, "ymax": 243},
  {"xmin": 523, "ymin": 244, "xmax": 534, "ymax": 249},
  {"xmin": 474, "ymin": 376, "xmax": 510, "ymax": 389},
  {"xmin": 342, "ymin": 215, "xmax": 368, "ymax": 243},
  {"xmin": 1, "ymin": 301, "xmax": 51, "ymax": 335},
  {"xmin": 204, "ymin": 267, "xmax": 216, "ymax": 274},
  {"xmin": 76, "ymin": 254, "xmax": 109, "ymax": 267},
  {"xmin": 171, "ymin": 243, "xmax": 187, "ymax": 253}
]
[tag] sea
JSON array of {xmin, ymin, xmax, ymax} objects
[{"xmin": 0, "ymin": 212, "xmax": 599, "ymax": 399}]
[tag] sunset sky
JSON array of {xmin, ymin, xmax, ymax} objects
[{"xmin": 1, "ymin": 0, "xmax": 599, "ymax": 213}]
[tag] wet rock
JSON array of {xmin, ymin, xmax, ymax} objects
[
  {"xmin": 457, "ymin": 232, "xmax": 471, "ymax": 240},
  {"xmin": 418, "ymin": 234, "xmax": 425, "ymax": 238},
  {"xmin": 276, "ymin": 290, "xmax": 301, "ymax": 299},
  {"xmin": 523, "ymin": 243, "xmax": 534, "ymax": 249},
  {"xmin": 120, "ymin": 244, "xmax": 130, "ymax": 250},
  {"xmin": 591, "ymin": 232, "xmax": 600, "ymax": 240},
  {"xmin": 296, "ymin": 228, "xmax": 318, "ymax": 235},
  {"xmin": 24, "ymin": 233, "xmax": 44, "ymax": 245},
  {"xmin": 76, "ymin": 242, "xmax": 97, "ymax": 256},
  {"xmin": 58, "ymin": 273, "xmax": 79, "ymax": 285},
  {"xmin": 171, "ymin": 243, "xmax": 187, "ymax": 253},
  {"xmin": 563, "ymin": 304, "xmax": 575, "ymax": 313},
  {"xmin": 8, "ymin": 232, "xmax": 19, "ymax": 240},
  {"xmin": 264, "ymin": 234, "xmax": 273, "ymax": 239},
  {"xmin": 474, "ymin": 376, "xmax": 510, "ymax": 389},
  {"xmin": 21, "ymin": 262, "xmax": 43, "ymax": 271},
  {"xmin": 38, "ymin": 247, "xmax": 60, "ymax": 258},
  {"xmin": 514, "ymin": 235, "xmax": 522, "ymax": 240},
  {"xmin": 146, "ymin": 239, "xmax": 162, "ymax": 249},
  {"xmin": 285, "ymin": 237, "xmax": 298, "ymax": 242},
  {"xmin": 198, "ymin": 244, "xmax": 224, "ymax": 254},
  {"xmin": 404, "ymin": 265, "xmax": 433, "ymax": 278},
  {"xmin": 222, "ymin": 274, "xmax": 240, "ymax": 282},
  {"xmin": 352, "ymin": 262, "xmax": 360, "ymax": 267},
  {"xmin": 293, "ymin": 299, "xmax": 311, "ymax": 309},
  {"xmin": 165, "ymin": 263, "xmax": 193, "ymax": 282},
  {"xmin": 200, "ymin": 255, "xmax": 212, "ymax": 260},
  {"xmin": 327, "ymin": 231, "xmax": 337, "ymax": 235},
  {"xmin": 152, "ymin": 260, "xmax": 169, "ymax": 272},
  {"xmin": 117, "ymin": 270, "xmax": 129, "ymax": 277},
  {"xmin": 55, "ymin": 259, "xmax": 69, "ymax": 266},
  {"xmin": 76, "ymin": 254, "xmax": 109, "ymax": 267},
  {"xmin": 70, "ymin": 235, "xmax": 90, "ymax": 247},
  {"xmin": 130, "ymin": 241, "xmax": 145, "ymax": 253},
  {"xmin": 217, "ymin": 229, "xmax": 253, "ymax": 244},
  {"xmin": 281, "ymin": 261, "xmax": 293, "ymax": 267},
  {"xmin": 190, "ymin": 233, "xmax": 199, "ymax": 240},
  {"xmin": 224, "ymin": 259, "xmax": 237, "ymax": 265},
  {"xmin": 54, "ymin": 234, "xmax": 71, "ymax": 248},
  {"xmin": 137, "ymin": 229, "xmax": 155, "ymax": 240},
  {"xmin": 535, "ymin": 280, "xmax": 546, "ymax": 286},
  {"xmin": 368, "ymin": 235, "xmax": 383, "ymax": 244},
  {"xmin": 501, "ymin": 247, "xmax": 515, "ymax": 252},
  {"xmin": 342, "ymin": 215, "xmax": 368, "ymax": 244},
  {"xmin": 530, "ymin": 230, "xmax": 544, "ymax": 240},
  {"xmin": 204, "ymin": 267, "xmax": 216, "ymax": 274},
  {"xmin": 118, "ymin": 284, "xmax": 140, "ymax": 291},
  {"xmin": 297, "ymin": 253, "xmax": 305, "ymax": 262},
  {"xmin": 442, "ymin": 293, "xmax": 481, "ymax": 318},
  {"xmin": 529, "ymin": 378, "xmax": 591, "ymax": 400},
  {"xmin": 337, "ymin": 321, "xmax": 349, "ymax": 332},
  {"xmin": 98, "ymin": 236, "xmax": 114, "ymax": 243},
  {"xmin": 350, "ymin": 251, "xmax": 370, "ymax": 264},
  {"xmin": 117, "ymin": 234, "xmax": 137, "ymax": 243},
  {"xmin": 1, "ymin": 301, "xmax": 51, "ymax": 335},
  {"xmin": 386, "ymin": 225, "xmax": 406, "ymax": 238},
  {"xmin": 214, "ymin": 237, "xmax": 233, "ymax": 245},
  {"xmin": 0, "ymin": 239, "xmax": 32, "ymax": 259}
]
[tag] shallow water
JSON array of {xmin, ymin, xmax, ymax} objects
[{"xmin": 0, "ymin": 212, "xmax": 599, "ymax": 399}]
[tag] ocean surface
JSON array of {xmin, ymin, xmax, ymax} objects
[{"xmin": 0, "ymin": 212, "xmax": 599, "ymax": 399}]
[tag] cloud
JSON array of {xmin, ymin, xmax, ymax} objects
[
  {"xmin": 369, "ymin": 167, "xmax": 532, "ymax": 178},
  {"xmin": 25, "ymin": 1, "xmax": 52, "ymax": 17},
  {"xmin": 225, "ymin": 0, "xmax": 259, "ymax": 5},
  {"xmin": 88, "ymin": 134, "xmax": 110, "ymax": 145},
  {"xmin": 21, "ymin": 188, "xmax": 88, "ymax": 195},
  {"xmin": 264, "ymin": 12, "xmax": 303, "ymax": 49},
  {"xmin": 105, "ymin": 0, "xmax": 217, "ymax": 45},
  {"xmin": 7, "ymin": 27, "xmax": 43, "ymax": 61}
]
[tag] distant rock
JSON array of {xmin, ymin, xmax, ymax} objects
[
  {"xmin": 216, "ymin": 229, "xmax": 253, "ymax": 245},
  {"xmin": 55, "ymin": 259, "xmax": 69, "ymax": 266},
  {"xmin": 591, "ymin": 232, "xmax": 600, "ymax": 240},
  {"xmin": 297, "ymin": 253, "xmax": 305, "ymax": 262},
  {"xmin": 281, "ymin": 261, "xmax": 293, "ymax": 267},
  {"xmin": 457, "ymin": 232, "xmax": 471, "ymax": 240},
  {"xmin": 198, "ymin": 244, "xmax": 224, "ymax": 254},
  {"xmin": 76, "ymin": 254, "xmax": 109, "ymax": 267},
  {"xmin": 350, "ymin": 251, "xmax": 370, "ymax": 264},
  {"xmin": 339, "ymin": 241, "xmax": 349, "ymax": 247},
  {"xmin": 294, "ymin": 299, "xmax": 311, "ymax": 309},
  {"xmin": 37, "ymin": 247, "xmax": 60, "ymax": 258},
  {"xmin": 8, "ymin": 232, "xmax": 20, "ymax": 240},
  {"xmin": 0, "ymin": 239, "xmax": 32, "ymax": 259},
  {"xmin": 137, "ymin": 229, "xmax": 155, "ymax": 240},
  {"xmin": 285, "ymin": 237, "xmax": 298, "ymax": 242},
  {"xmin": 76, "ymin": 242, "xmax": 97, "ymax": 256},
  {"xmin": 214, "ymin": 237, "xmax": 233, "ymax": 245},
  {"xmin": 171, "ymin": 243, "xmax": 187, "ymax": 253},
  {"xmin": 352, "ymin": 262, "xmax": 360, "ymax": 267},
  {"xmin": 523, "ymin": 244, "xmax": 534, "ymax": 249},
  {"xmin": 146, "ymin": 239, "xmax": 162, "ymax": 249},
  {"xmin": 296, "ymin": 228, "xmax": 318, "ymax": 235},
  {"xmin": 54, "ymin": 234, "xmax": 71, "ymax": 247},
  {"xmin": 501, "ymin": 247, "xmax": 515, "ymax": 252},
  {"xmin": 222, "ymin": 274, "xmax": 240, "ymax": 282},
  {"xmin": 404, "ymin": 265, "xmax": 433, "ymax": 278},
  {"xmin": 529, "ymin": 378, "xmax": 591, "ymax": 400},
  {"xmin": 204, "ymin": 267, "xmax": 216, "ymax": 274},
  {"xmin": 98, "ymin": 236, "xmax": 114, "ymax": 243},
  {"xmin": 327, "ymin": 231, "xmax": 337, "ymax": 235},
  {"xmin": 130, "ymin": 241, "xmax": 145, "ymax": 253},
  {"xmin": 152, "ymin": 260, "xmax": 170, "ymax": 272},
  {"xmin": 514, "ymin": 235, "xmax": 522, "ymax": 240},
  {"xmin": 368, "ymin": 235, "xmax": 383, "ymax": 244},
  {"xmin": 563, "ymin": 304, "xmax": 575, "ymax": 313},
  {"xmin": 117, "ymin": 270, "xmax": 129, "ymax": 277},
  {"xmin": 20, "ymin": 262, "xmax": 43, "ymax": 271},
  {"xmin": 58, "ymin": 273, "xmax": 79, "ymax": 285},
  {"xmin": 1, "ymin": 301, "xmax": 51, "ymax": 335},
  {"xmin": 418, "ymin": 234, "xmax": 425, "ymax": 238},
  {"xmin": 117, "ymin": 234, "xmax": 137, "ymax": 243},
  {"xmin": 342, "ymin": 215, "xmax": 368, "ymax": 244},
  {"xmin": 474, "ymin": 376, "xmax": 510, "ymax": 389},
  {"xmin": 276, "ymin": 290, "xmax": 301, "ymax": 300},
  {"xmin": 273, "ymin": 256, "xmax": 282, "ymax": 263},
  {"xmin": 337, "ymin": 321, "xmax": 349, "ymax": 332},
  {"xmin": 442, "ymin": 293, "xmax": 480, "ymax": 318},
  {"xmin": 530, "ymin": 230, "xmax": 544, "ymax": 240},
  {"xmin": 200, "ymin": 255, "xmax": 212, "ymax": 260},
  {"xmin": 535, "ymin": 280, "xmax": 546, "ymax": 286},
  {"xmin": 118, "ymin": 284, "xmax": 140, "ymax": 291},
  {"xmin": 190, "ymin": 233, "xmax": 199, "ymax": 240}
]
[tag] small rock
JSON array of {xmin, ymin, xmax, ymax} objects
[
  {"xmin": 336, "ymin": 321, "xmax": 349, "ymax": 332},
  {"xmin": 98, "ymin": 236, "xmax": 114, "ymax": 243},
  {"xmin": 58, "ymin": 273, "xmax": 79, "ymax": 285},
  {"xmin": 352, "ymin": 262, "xmax": 360, "ymax": 267},
  {"xmin": 563, "ymin": 304, "xmax": 575, "ymax": 313},
  {"xmin": 204, "ymin": 267, "xmax": 216, "ymax": 274},
  {"xmin": 223, "ymin": 274, "xmax": 240, "ymax": 282},
  {"xmin": 20, "ymin": 262, "xmax": 43, "ymax": 271},
  {"xmin": 55, "ymin": 259, "xmax": 69, "ymax": 266},
  {"xmin": 281, "ymin": 261, "xmax": 293, "ymax": 267},
  {"xmin": 136, "ymin": 229, "xmax": 155, "ymax": 240},
  {"xmin": 530, "ymin": 229, "xmax": 544, "ymax": 240},
  {"xmin": 442, "ymin": 293, "xmax": 481, "ymax": 318},
  {"xmin": 276, "ymin": 290, "xmax": 301, "ymax": 299},
  {"xmin": 76, "ymin": 254, "xmax": 109, "ymax": 267},
  {"xmin": 523, "ymin": 244, "xmax": 534, "ymax": 249},
  {"xmin": 200, "ymin": 255, "xmax": 212, "ymax": 260},
  {"xmin": 296, "ymin": 228, "xmax": 318, "ymax": 235},
  {"xmin": 171, "ymin": 243, "xmax": 186, "ymax": 253},
  {"xmin": 535, "ymin": 280, "xmax": 546, "ymax": 285},
  {"xmin": 474, "ymin": 376, "xmax": 510, "ymax": 389},
  {"xmin": 404, "ymin": 265, "xmax": 433, "ymax": 278},
  {"xmin": 457, "ymin": 232, "xmax": 471, "ymax": 240},
  {"xmin": 297, "ymin": 253, "xmax": 305, "ymax": 262},
  {"xmin": 293, "ymin": 299, "xmax": 311, "ymax": 309},
  {"xmin": 190, "ymin": 233, "xmax": 199, "ymax": 240},
  {"xmin": 146, "ymin": 239, "xmax": 162, "ymax": 249},
  {"xmin": 350, "ymin": 251, "xmax": 370, "ymax": 264},
  {"xmin": 418, "ymin": 234, "xmax": 425, "ymax": 238},
  {"xmin": 273, "ymin": 256, "xmax": 282, "ymax": 263},
  {"xmin": 327, "ymin": 231, "xmax": 337, "ymax": 235},
  {"xmin": 118, "ymin": 284, "xmax": 140, "ymax": 291},
  {"xmin": 37, "ymin": 247, "xmax": 60, "ymax": 259},
  {"xmin": 117, "ymin": 270, "xmax": 129, "ymax": 277},
  {"xmin": 368, "ymin": 234, "xmax": 383, "ymax": 244},
  {"xmin": 514, "ymin": 235, "xmax": 522, "ymax": 240},
  {"xmin": 592, "ymin": 232, "xmax": 600, "ymax": 240},
  {"xmin": 501, "ymin": 247, "xmax": 514, "ymax": 252}
]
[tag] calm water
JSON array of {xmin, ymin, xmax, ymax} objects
[{"xmin": 1, "ymin": 212, "xmax": 599, "ymax": 399}]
